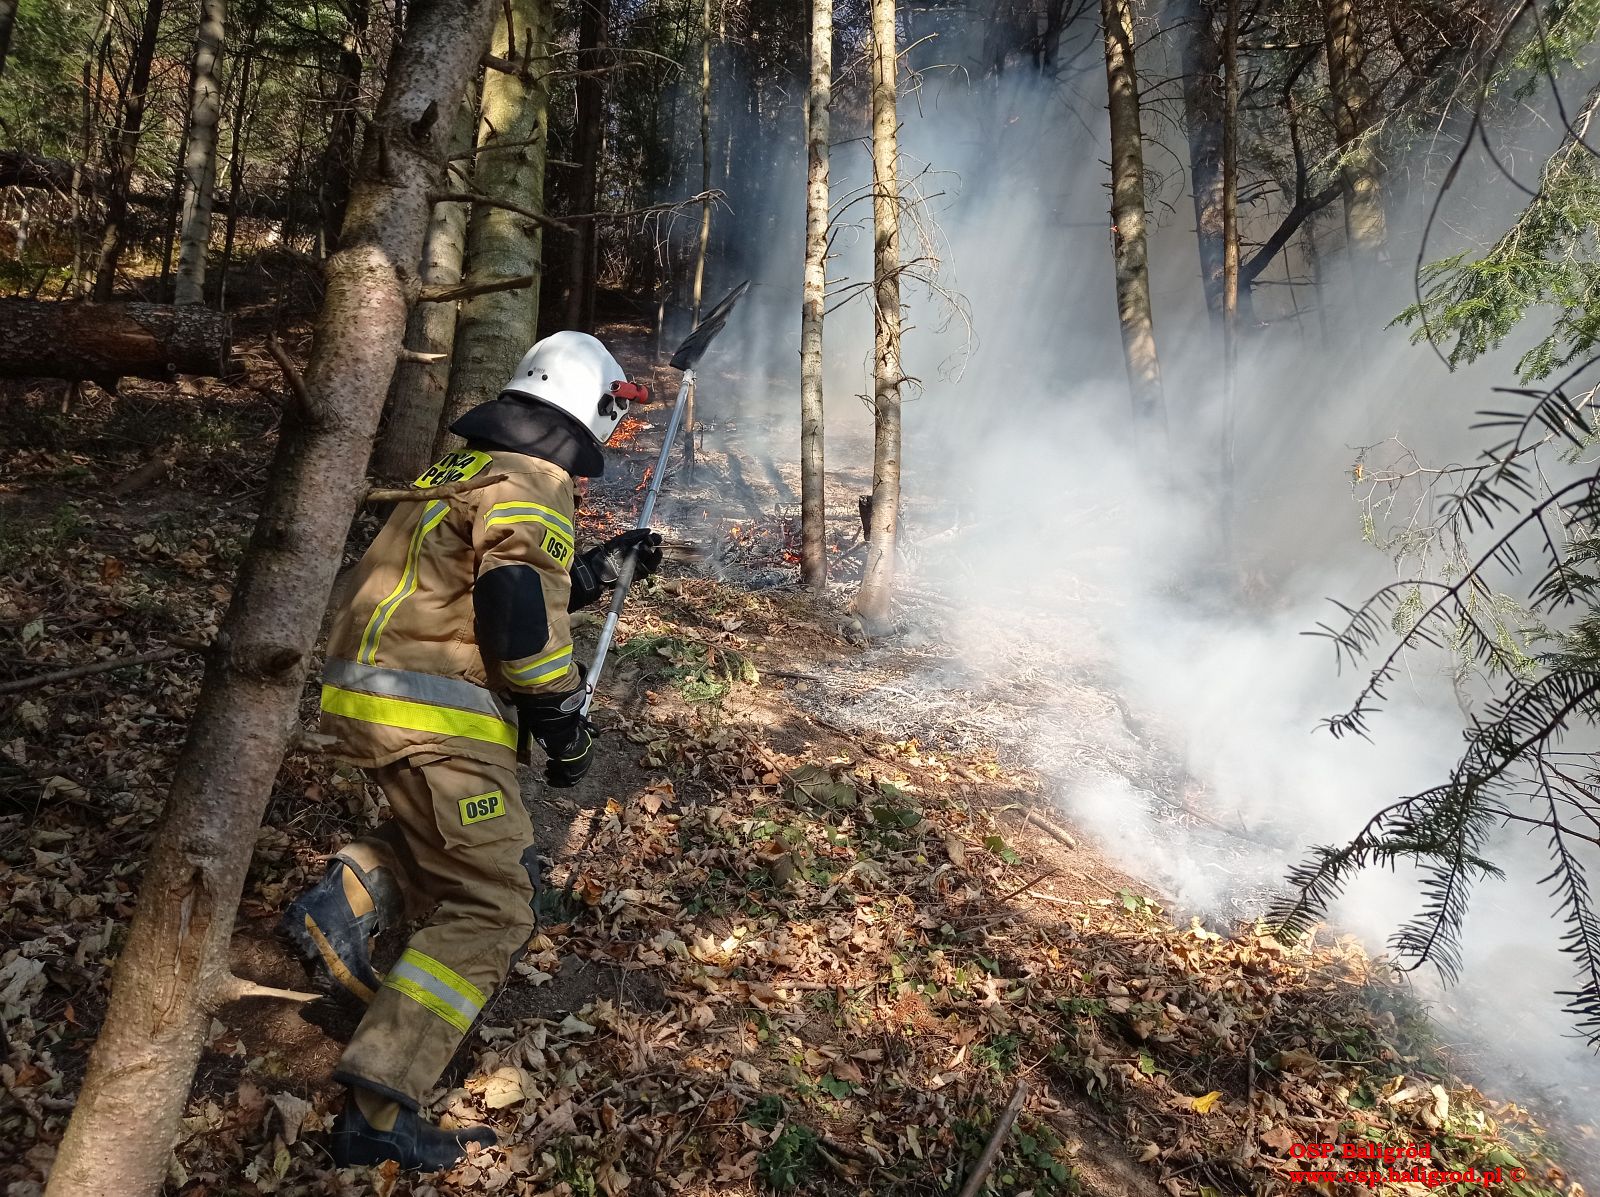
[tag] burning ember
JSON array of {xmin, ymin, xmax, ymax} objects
[
  {"xmin": 635, "ymin": 465, "xmax": 655, "ymax": 495},
  {"xmin": 612, "ymin": 415, "xmax": 648, "ymax": 446}
]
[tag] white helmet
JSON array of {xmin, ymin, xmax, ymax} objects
[{"xmin": 500, "ymin": 331, "xmax": 648, "ymax": 447}]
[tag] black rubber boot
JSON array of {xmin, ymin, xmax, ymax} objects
[
  {"xmin": 278, "ymin": 859, "xmax": 397, "ymax": 1004},
  {"xmin": 331, "ymin": 1092, "xmax": 497, "ymax": 1170}
]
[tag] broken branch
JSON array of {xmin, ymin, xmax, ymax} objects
[
  {"xmin": 216, "ymin": 974, "xmax": 321, "ymax": 1005},
  {"xmin": 266, "ymin": 333, "xmax": 331, "ymax": 427},
  {"xmin": 955, "ymin": 1079, "xmax": 1030, "ymax": 1197},
  {"xmin": 0, "ymin": 641, "xmax": 207, "ymax": 697},
  {"xmin": 364, "ymin": 472, "xmax": 507, "ymax": 504},
  {"xmin": 398, "ymin": 347, "xmax": 448, "ymax": 365},
  {"xmin": 419, "ymin": 273, "xmax": 540, "ymax": 304},
  {"xmin": 429, "ymin": 190, "xmax": 575, "ymax": 234}
]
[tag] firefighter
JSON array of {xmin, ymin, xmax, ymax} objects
[{"xmin": 279, "ymin": 331, "xmax": 662, "ymax": 1170}]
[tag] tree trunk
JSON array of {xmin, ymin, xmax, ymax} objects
[
  {"xmin": 1219, "ymin": 0, "xmax": 1239, "ymax": 550},
  {"xmin": 1100, "ymin": 0, "xmax": 1168, "ymax": 454},
  {"xmin": 1322, "ymin": 0, "xmax": 1385, "ymax": 263},
  {"xmin": 0, "ymin": 0, "xmax": 17, "ymax": 77},
  {"xmin": 439, "ymin": 0, "xmax": 554, "ymax": 442},
  {"xmin": 564, "ymin": 0, "xmax": 608, "ymax": 333},
  {"xmin": 854, "ymin": 0, "xmax": 903, "ymax": 634},
  {"xmin": 0, "ymin": 300, "xmax": 232, "ymax": 384},
  {"xmin": 158, "ymin": 125, "xmax": 190, "ymax": 300},
  {"xmin": 372, "ymin": 92, "xmax": 474, "ymax": 478},
  {"xmin": 42, "ymin": 5, "xmax": 499, "ymax": 1194},
  {"xmin": 72, "ymin": 0, "xmax": 117, "ymax": 295},
  {"xmin": 91, "ymin": 0, "xmax": 167, "ymax": 301},
  {"xmin": 174, "ymin": 0, "xmax": 226, "ymax": 306},
  {"xmin": 683, "ymin": 0, "xmax": 712, "ymax": 476},
  {"xmin": 1180, "ymin": 0, "xmax": 1223, "ymax": 326},
  {"xmin": 217, "ymin": 16, "xmax": 259, "ymax": 308},
  {"xmin": 799, "ymin": 0, "xmax": 831, "ymax": 591},
  {"xmin": 319, "ymin": 0, "xmax": 370, "ymax": 256}
]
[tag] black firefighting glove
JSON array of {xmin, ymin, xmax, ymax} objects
[
  {"xmin": 514, "ymin": 683, "xmax": 596, "ymax": 788},
  {"xmin": 568, "ymin": 528, "xmax": 664, "ymax": 611}
]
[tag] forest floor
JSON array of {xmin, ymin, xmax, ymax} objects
[{"xmin": 0, "ymin": 314, "xmax": 1594, "ymax": 1197}]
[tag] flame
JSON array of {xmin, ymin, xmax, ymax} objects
[
  {"xmin": 635, "ymin": 465, "xmax": 654, "ymax": 494},
  {"xmin": 612, "ymin": 415, "xmax": 648, "ymax": 446}
]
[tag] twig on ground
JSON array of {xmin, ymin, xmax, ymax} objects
[
  {"xmin": 365, "ymin": 473, "xmax": 507, "ymax": 504},
  {"xmin": 1021, "ymin": 808, "xmax": 1079, "ymax": 851},
  {"xmin": 0, "ymin": 640, "xmax": 208, "ymax": 697},
  {"xmin": 956, "ymin": 1078, "xmax": 1030, "ymax": 1197},
  {"xmin": 995, "ymin": 868, "xmax": 1060, "ymax": 905}
]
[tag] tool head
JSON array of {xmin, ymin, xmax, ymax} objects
[
  {"xmin": 499, "ymin": 331, "xmax": 645, "ymax": 448},
  {"xmin": 670, "ymin": 281, "xmax": 751, "ymax": 371}
]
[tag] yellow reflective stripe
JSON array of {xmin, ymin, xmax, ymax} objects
[
  {"xmin": 485, "ymin": 513, "xmax": 575, "ymax": 559},
  {"xmin": 398, "ymin": 948, "xmax": 486, "ymax": 1007},
  {"xmin": 358, "ymin": 500, "xmax": 450, "ymax": 665},
  {"xmin": 320, "ymin": 684, "xmax": 517, "ymax": 749},
  {"xmin": 485, "ymin": 501, "xmax": 573, "ymax": 537},
  {"xmin": 504, "ymin": 644, "xmax": 572, "ymax": 679}
]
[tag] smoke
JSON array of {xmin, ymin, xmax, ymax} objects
[{"xmin": 676, "ymin": 7, "xmax": 1599, "ymax": 1129}]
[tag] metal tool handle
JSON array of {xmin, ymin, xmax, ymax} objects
[{"xmin": 581, "ymin": 369, "xmax": 694, "ymax": 716}]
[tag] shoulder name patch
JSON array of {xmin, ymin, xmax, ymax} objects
[{"xmin": 415, "ymin": 450, "xmax": 493, "ymax": 489}]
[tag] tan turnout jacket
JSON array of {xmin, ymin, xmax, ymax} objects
[{"xmin": 320, "ymin": 447, "xmax": 579, "ymax": 768}]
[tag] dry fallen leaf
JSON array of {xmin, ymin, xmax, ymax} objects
[{"xmin": 1192, "ymin": 1090, "xmax": 1223, "ymax": 1115}]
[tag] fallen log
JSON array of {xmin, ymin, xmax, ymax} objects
[{"xmin": 0, "ymin": 300, "xmax": 233, "ymax": 384}]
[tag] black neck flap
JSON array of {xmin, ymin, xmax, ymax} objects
[{"xmin": 448, "ymin": 396, "xmax": 606, "ymax": 478}]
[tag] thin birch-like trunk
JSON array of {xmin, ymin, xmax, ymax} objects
[
  {"xmin": 175, "ymin": 0, "xmax": 227, "ymax": 306},
  {"xmin": 564, "ymin": 0, "xmax": 608, "ymax": 332},
  {"xmin": 1100, "ymin": 0, "xmax": 1168, "ymax": 455},
  {"xmin": 682, "ymin": 0, "xmax": 713, "ymax": 477},
  {"xmin": 853, "ymin": 0, "xmax": 903, "ymax": 633},
  {"xmin": 43, "ymin": 5, "xmax": 499, "ymax": 1193},
  {"xmin": 440, "ymin": 0, "xmax": 554, "ymax": 439},
  {"xmin": 1323, "ymin": 0, "xmax": 1385, "ymax": 263},
  {"xmin": 799, "ymin": 0, "xmax": 831, "ymax": 590}
]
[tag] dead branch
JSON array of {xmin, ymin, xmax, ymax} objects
[
  {"xmin": 1020, "ymin": 808, "xmax": 1078, "ymax": 851},
  {"xmin": 0, "ymin": 642, "xmax": 207, "ymax": 697},
  {"xmin": 956, "ymin": 1079, "xmax": 1030, "ymax": 1197},
  {"xmin": 452, "ymin": 134, "xmax": 547, "ymax": 161},
  {"xmin": 565, "ymin": 189, "xmax": 724, "ymax": 224},
  {"xmin": 429, "ymin": 190, "xmax": 575, "ymax": 234},
  {"xmin": 398, "ymin": 347, "xmax": 448, "ymax": 365},
  {"xmin": 364, "ymin": 472, "xmax": 507, "ymax": 504},
  {"xmin": 266, "ymin": 333, "xmax": 331, "ymax": 427},
  {"xmin": 995, "ymin": 869, "xmax": 1060, "ymax": 905},
  {"xmin": 419, "ymin": 273, "xmax": 540, "ymax": 304},
  {"xmin": 216, "ymin": 974, "xmax": 321, "ymax": 1005},
  {"xmin": 481, "ymin": 51, "xmax": 520, "ymax": 75}
]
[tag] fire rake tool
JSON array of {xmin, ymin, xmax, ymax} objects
[{"xmin": 581, "ymin": 281, "xmax": 750, "ymax": 717}]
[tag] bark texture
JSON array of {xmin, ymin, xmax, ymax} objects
[
  {"xmin": 91, "ymin": 0, "xmax": 166, "ymax": 300},
  {"xmin": 42, "ymin": 4, "xmax": 499, "ymax": 1193},
  {"xmin": 1100, "ymin": 0, "xmax": 1168, "ymax": 450},
  {"xmin": 564, "ymin": 0, "xmax": 608, "ymax": 332},
  {"xmin": 1322, "ymin": 0, "xmax": 1385, "ymax": 262},
  {"xmin": 175, "ymin": 0, "xmax": 227, "ymax": 306},
  {"xmin": 799, "ymin": 0, "xmax": 832, "ymax": 590},
  {"xmin": 0, "ymin": 300, "xmax": 232, "ymax": 383},
  {"xmin": 854, "ymin": 0, "xmax": 903, "ymax": 633},
  {"xmin": 441, "ymin": 0, "xmax": 554, "ymax": 439},
  {"xmin": 683, "ymin": 0, "xmax": 713, "ymax": 474},
  {"xmin": 0, "ymin": 0, "xmax": 17, "ymax": 77},
  {"xmin": 374, "ymin": 95, "xmax": 475, "ymax": 480},
  {"xmin": 319, "ymin": 0, "xmax": 370, "ymax": 254},
  {"xmin": 1180, "ymin": 0, "xmax": 1223, "ymax": 325}
]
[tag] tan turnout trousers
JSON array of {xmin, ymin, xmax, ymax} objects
[{"xmin": 332, "ymin": 751, "xmax": 536, "ymax": 1107}]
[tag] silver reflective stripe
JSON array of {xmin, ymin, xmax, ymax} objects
[
  {"xmin": 385, "ymin": 954, "xmax": 481, "ymax": 1028},
  {"xmin": 323, "ymin": 659, "xmax": 514, "ymax": 722}
]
